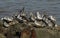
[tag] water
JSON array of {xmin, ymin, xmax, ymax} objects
[{"xmin": 0, "ymin": 0, "xmax": 60, "ymax": 25}]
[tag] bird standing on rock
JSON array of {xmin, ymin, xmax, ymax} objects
[
  {"xmin": 29, "ymin": 12, "xmax": 36, "ymax": 22},
  {"xmin": 48, "ymin": 15, "xmax": 57, "ymax": 27},
  {"xmin": 1, "ymin": 16, "xmax": 13, "ymax": 28},
  {"xmin": 36, "ymin": 12, "xmax": 42, "ymax": 20}
]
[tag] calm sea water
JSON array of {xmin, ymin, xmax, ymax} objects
[{"xmin": 0, "ymin": 0, "xmax": 60, "ymax": 24}]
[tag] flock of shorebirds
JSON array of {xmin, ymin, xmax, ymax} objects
[{"xmin": 0, "ymin": 8, "xmax": 58, "ymax": 29}]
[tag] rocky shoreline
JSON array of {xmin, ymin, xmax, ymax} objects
[{"xmin": 0, "ymin": 8, "xmax": 60, "ymax": 38}]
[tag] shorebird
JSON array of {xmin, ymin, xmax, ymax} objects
[
  {"xmin": 29, "ymin": 12, "xmax": 36, "ymax": 22},
  {"xmin": 19, "ymin": 7, "xmax": 26, "ymax": 17},
  {"xmin": 33, "ymin": 19, "xmax": 49, "ymax": 28},
  {"xmin": 17, "ymin": 14, "xmax": 23, "ymax": 20},
  {"xmin": 34, "ymin": 12, "xmax": 48, "ymax": 27},
  {"xmin": 34, "ymin": 20, "xmax": 41, "ymax": 26},
  {"xmin": 48, "ymin": 15, "xmax": 57, "ymax": 27},
  {"xmin": 41, "ymin": 14, "xmax": 50, "ymax": 27},
  {"xmin": 19, "ymin": 8, "xmax": 29, "ymax": 22},
  {"xmin": 15, "ymin": 7, "xmax": 29, "ymax": 23},
  {"xmin": 1, "ymin": 16, "xmax": 13, "ymax": 23},
  {"xmin": 1, "ymin": 16, "xmax": 13, "ymax": 28},
  {"xmin": 42, "ymin": 14, "xmax": 57, "ymax": 27},
  {"xmin": 42, "ymin": 15, "xmax": 52, "ymax": 27},
  {"xmin": 3, "ymin": 22, "xmax": 10, "ymax": 28},
  {"xmin": 49, "ymin": 15, "xmax": 56, "ymax": 21},
  {"xmin": 36, "ymin": 12, "xmax": 43, "ymax": 21}
]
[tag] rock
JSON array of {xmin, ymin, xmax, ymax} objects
[{"xmin": 0, "ymin": 33, "xmax": 6, "ymax": 38}]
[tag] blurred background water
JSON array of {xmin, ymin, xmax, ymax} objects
[{"xmin": 0, "ymin": 0, "xmax": 60, "ymax": 25}]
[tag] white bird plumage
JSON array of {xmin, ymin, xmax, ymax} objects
[
  {"xmin": 17, "ymin": 14, "xmax": 23, "ymax": 20},
  {"xmin": 30, "ymin": 12, "xmax": 36, "ymax": 21},
  {"xmin": 34, "ymin": 21, "xmax": 41, "ymax": 26},
  {"xmin": 4, "ymin": 22, "xmax": 10, "ymax": 27},
  {"xmin": 0, "ymin": 10, "xmax": 58, "ymax": 28},
  {"xmin": 36, "ymin": 12, "xmax": 42, "ymax": 20},
  {"xmin": 49, "ymin": 15, "xmax": 56, "ymax": 21},
  {"xmin": 1, "ymin": 16, "xmax": 13, "ymax": 21}
]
